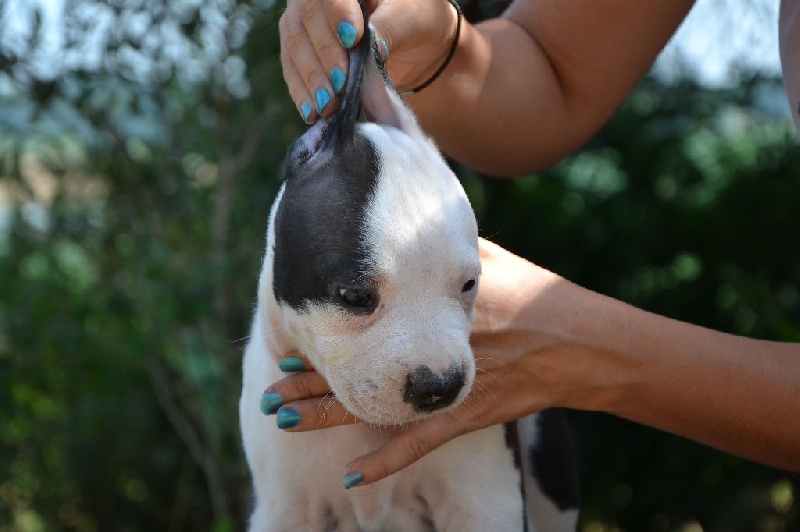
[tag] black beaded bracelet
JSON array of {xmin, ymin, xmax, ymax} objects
[{"xmin": 407, "ymin": 0, "xmax": 463, "ymax": 94}]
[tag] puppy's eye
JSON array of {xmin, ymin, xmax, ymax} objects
[
  {"xmin": 461, "ymin": 279, "xmax": 476, "ymax": 293},
  {"xmin": 338, "ymin": 287, "xmax": 374, "ymax": 309}
]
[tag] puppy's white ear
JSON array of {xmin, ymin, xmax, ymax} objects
[{"xmin": 360, "ymin": 27, "xmax": 422, "ymax": 137}]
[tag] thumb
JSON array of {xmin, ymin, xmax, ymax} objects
[
  {"xmin": 366, "ymin": 0, "xmax": 411, "ymax": 62},
  {"xmin": 340, "ymin": 411, "xmax": 465, "ymax": 488},
  {"xmin": 369, "ymin": 0, "xmax": 454, "ymax": 60},
  {"xmin": 367, "ymin": 0, "xmax": 460, "ymax": 89}
]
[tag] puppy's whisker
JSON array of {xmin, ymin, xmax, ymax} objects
[
  {"xmin": 471, "ymin": 379, "xmax": 499, "ymax": 403},
  {"xmin": 315, "ymin": 392, "xmax": 340, "ymax": 428},
  {"xmin": 474, "ymin": 355, "xmax": 511, "ymax": 369},
  {"xmin": 476, "ymin": 367, "xmax": 502, "ymax": 385}
]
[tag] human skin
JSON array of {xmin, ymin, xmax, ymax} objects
[{"xmin": 270, "ymin": 0, "xmax": 800, "ymax": 486}]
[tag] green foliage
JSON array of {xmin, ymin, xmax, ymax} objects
[{"xmin": 1, "ymin": 1, "xmax": 798, "ymax": 530}]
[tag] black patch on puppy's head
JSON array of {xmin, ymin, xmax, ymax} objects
[{"xmin": 272, "ymin": 133, "xmax": 380, "ymax": 312}]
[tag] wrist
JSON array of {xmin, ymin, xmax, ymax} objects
[
  {"xmin": 515, "ymin": 278, "xmax": 644, "ymax": 414},
  {"xmin": 402, "ymin": 0, "xmax": 463, "ymax": 94},
  {"xmin": 398, "ymin": 0, "xmax": 466, "ymax": 93}
]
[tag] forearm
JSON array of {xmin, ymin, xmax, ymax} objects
[
  {"xmin": 406, "ymin": 0, "xmax": 696, "ymax": 177},
  {"xmin": 407, "ymin": 17, "xmax": 575, "ymax": 176},
  {"xmin": 547, "ymin": 284, "xmax": 800, "ymax": 471}
]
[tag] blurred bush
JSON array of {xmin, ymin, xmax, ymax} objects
[{"xmin": 1, "ymin": 0, "xmax": 798, "ymax": 530}]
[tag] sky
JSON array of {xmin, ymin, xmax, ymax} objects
[{"xmin": 653, "ymin": 0, "xmax": 782, "ymax": 86}]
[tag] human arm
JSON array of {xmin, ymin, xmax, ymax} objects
[
  {"xmin": 279, "ymin": 0, "xmax": 696, "ymax": 175},
  {"xmin": 265, "ymin": 239, "xmax": 800, "ymax": 486}
]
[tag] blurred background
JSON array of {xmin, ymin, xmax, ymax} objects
[{"xmin": 1, "ymin": 0, "xmax": 798, "ymax": 530}]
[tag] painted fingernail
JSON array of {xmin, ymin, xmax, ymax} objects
[
  {"xmin": 378, "ymin": 37, "xmax": 390, "ymax": 62},
  {"xmin": 337, "ymin": 21, "xmax": 357, "ymax": 49},
  {"xmin": 260, "ymin": 392, "xmax": 283, "ymax": 416},
  {"xmin": 330, "ymin": 67, "xmax": 346, "ymax": 95},
  {"xmin": 276, "ymin": 407, "xmax": 301, "ymax": 429},
  {"xmin": 279, "ymin": 356, "xmax": 306, "ymax": 373},
  {"xmin": 342, "ymin": 471, "xmax": 364, "ymax": 489},
  {"xmin": 300, "ymin": 101, "xmax": 312, "ymax": 123},
  {"xmin": 315, "ymin": 88, "xmax": 331, "ymax": 114}
]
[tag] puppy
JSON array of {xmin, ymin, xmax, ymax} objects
[{"xmin": 240, "ymin": 11, "xmax": 579, "ymax": 531}]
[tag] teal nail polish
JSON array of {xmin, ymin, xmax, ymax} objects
[
  {"xmin": 279, "ymin": 356, "xmax": 306, "ymax": 373},
  {"xmin": 277, "ymin": 407, "xmax": 301, "ymax": 429},
  {"xmin": 315, "ymin": 88, "xmax": 331, "ymax": 114},
  {"xmin": 342, "ymin": 471, "xmax": 364, "ymax": 489},
  {"xmin": 337, "ymin": 21, "xmax": 357, "ymax": 49},
  {"xmin": 330, "ymin": 67, "xmax": 346, "ymax": 95},
  {"xmin": 300, "ymin": 101, "xmax": 312, "ymax": 123},
  {"xmin": 260, "ymin": 392, "xmax": 283, "ymax": 415},
  {"xmin": 378, "ymin": 37, "xmax": 390, "ymax": 61}
]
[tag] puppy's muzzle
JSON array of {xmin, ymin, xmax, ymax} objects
[{"xmin": 403, "ymin": 363, "xmax": 465, "ymax": 413}]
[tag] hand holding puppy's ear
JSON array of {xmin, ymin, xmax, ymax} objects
[{"xmin": 279, "ymin": 0, "xmax": 461, "ymax": 122}]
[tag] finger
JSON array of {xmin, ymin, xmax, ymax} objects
[
  {"xmin": 323, "ymin": 0, "xmax": 366, "ymax": 49},
  {"xmin": 280, "ymin": 6, "xmax": 334, "ymax": 119},
  {"xmin": 281, "ymin": 49, "xmax": 317, "ymax": 123},
  {"xmin": 319, "ymin": 0, "xmax": 368, "ymax": 90},
  {"xmin": 341, "ymin": 412, "xmax": 465, "ymax": 488},
  {"xmin": 300, "ymin": 0, "xmax": 349, "ymax": 117},
  {"xmin": 277, "ymin": 350, "xmax": 313, "ymax": 373},
  {"xmin": 369, "ymin": 0, "xmax": 458, "ymax": 87},
  {"xmin": 276, "ymin": 395, "xmax": 361, "ymax": 431},
  {"xmin": 265, "ymin": 369, "xmax": 331, "ymax": 404}
]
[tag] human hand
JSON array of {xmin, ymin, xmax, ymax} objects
[
  {"xmin": 263, "ymin": 238, "xmax": 584, "ymax": 487},
  {"xmin": 279, "ymin": 0, "xmax": 460, "ymax": 123}
]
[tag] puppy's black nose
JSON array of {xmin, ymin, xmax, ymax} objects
[{"xmin": 403, "ymin": 364, "xmax": 465, "ymax": 413}]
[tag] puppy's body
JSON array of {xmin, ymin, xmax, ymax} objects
[{"xmin": 241, "ymin": 16, "xmax": 579, "ymax": 531}]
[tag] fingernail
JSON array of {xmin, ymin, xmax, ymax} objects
[
  {"xmin": 337, "ymin": 21, "xmax": 357, "ymax": 49},
  {"xmin": 279, "ymin": 356, "xmax": 306, "ymax": 373},
  {"xmin": 330, "ymin": 67, "xmax": 346, "ymax": 95},
  {"xmin": 315, "ymin": 88, "xmax": 331, "ymax": 114},
  {"xmin": 300, "ymin": 101, "xmax": 312, "ymax": 123},
  {"xmin": 378, "ymin": 37, "xmax": 390, "ymax": 62},
  {"xmin": 260, "ymin": 392, "xmax": 283, "ymax": 415},
  {"xmin": 276, "ymin": 407, "xmax": 301, "ymax": 429},
  {"xmin": 342, "ymin": 471, "xmax": 364, "ymax": 489}
]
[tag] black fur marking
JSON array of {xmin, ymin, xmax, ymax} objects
[
  {"xmin": 272, "ymin": 20, "xmax": 381, "ymax": 312},
  {"xmin": 529, "ymin": 409, "xmax": 580, "ymax": 511},
  {"xmin": 503, "ymin": 421, "xmax": 527, "ymax": 532},
  {"xmin": 272, "ymin": 134, "xmax": 380, "ymax": 312}
]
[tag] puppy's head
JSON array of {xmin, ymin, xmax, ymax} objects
[{"xmin": 268, "ymin": 24, "xmax": 479, "ymax": 425}]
